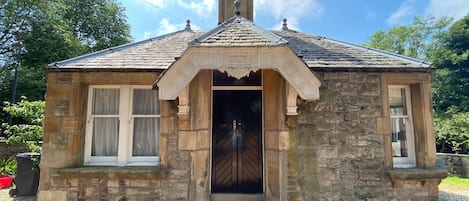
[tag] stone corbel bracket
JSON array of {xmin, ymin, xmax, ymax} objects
[
  {"xmin": 177, "ymin": 86, "xmax": 190, "ymax": 115},
  {"xmin": 286, "ymin": 83, "xmax": 298, "ymax": 116}
]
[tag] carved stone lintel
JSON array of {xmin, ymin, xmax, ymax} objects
[
  {"xmin": 218, "ymin": 68, "xmax": 259, "ymax": 79},
  {"xmin": 157, "ymin": 47, "xmax": 321, "ymax": 101}
]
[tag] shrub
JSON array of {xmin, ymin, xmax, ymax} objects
[
  {"xmin": 0, "ymin": 157, "xmax": 17, "ymax": 176},
  {"xmin": 435, "ymin": 110, "xmax": 469, "ymax": 154},
  {"xmin": 2, "ymin": 97, "xmax": 44, "ymax": 153}
]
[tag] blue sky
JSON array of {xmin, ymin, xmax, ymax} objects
[{"xmin": 119, "ymin": 0, "xmax": 469, "ymax": 45}]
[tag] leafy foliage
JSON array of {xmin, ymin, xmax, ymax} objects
[
  {"xmin": 364, "ymin": 16, "xmax": 453, "ymax": 61},
  {"xmin": 0, "ymin": 0, "xmax": 131, "ymax": 115},
  {"xmin": 3, "ymin": 97, "xmax": 44, "ymax": 125},
  {"xmin": 2, "ymin": 97, "xmax": 44, "ymax": 153},
  {"xmin": 433, "ymin": 15, "xmax": 469, "ymax": 152},
  {"xmin": 63, "ymin": 0, "xmax": 131, "ymax": 52},
  {"xmin": 432, "ymin": 14, "xmax": 469, "ymax": 114},
  {"xmin": 434, "ymin": 110, "xmax": 469, "ymax": 154},
  {"xmin": 0, "ymin": 157, "xmax": 17, "ymax": 176}
]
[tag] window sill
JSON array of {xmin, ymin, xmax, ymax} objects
[
  {"xmin": 385, "ymin": 168, "xmax": 447, "ymax": 180},
  {"xmin": 56, "ymin": 166, "xmax": 169, "ymax": 180}
]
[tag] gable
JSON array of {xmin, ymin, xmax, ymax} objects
[
  {"xmin": 156, "ymin": 46, "xmax": 321, "ymax": 100},
  {"xmin": 191, "ymin": 16, "xmax": 287, "ymax": 47}
]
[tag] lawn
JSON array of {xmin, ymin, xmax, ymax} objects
[
  {"xmin": 439, "ymin": 177, "xmax": 469, "ymax": 200},
  {"xmin": 439, "ymin": 176, "xmax": 469, "ymax": 191}
]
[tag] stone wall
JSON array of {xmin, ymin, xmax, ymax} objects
[
  {"xmin": 38, "ymin": 70, "xmax": 445, "ymax": 201},
  {"xmin": 38, "ymin": 72, "xmax": 193, "ymax": 201},
  {"xmin": 287, "ymin": 72, "xmax": 443, "ymax": 201},
  {"xmin": 438, "ymin": 153, "xmax": 469, "ymax": 178},
  {"xmin": 0, "ymin": 141, "xmax": 29, "ymax": 160}
]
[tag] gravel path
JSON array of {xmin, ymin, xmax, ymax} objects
[
  {"xmin": 0, "ymin": 188, "xmax": 36, "ymax": 201},
  {"xmin": 439, "ymin": 190, "xmax": 469, "ymax": 201}
]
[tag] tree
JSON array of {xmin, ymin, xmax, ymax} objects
[
  {"xmin": 64, "ymin": 0, "xmax": 131, "ymax": 52},
  {"xmin": 0, "ymin": 0, "xmax": 131, "ymax": 102},
  {"xmin": 434, "ymin": 110, "xmax": 469, "ymax": 154},
  {"xmin": 0, "ymin": 0, "xmax": 131, "ymax": 125},
  {"xmin": 432, "ymin": 14, "xmax": 469, "ymax": 114},
  {"xmin": 432, "ymin": 15, "xmax": 469, "ymax": 152},
  {"xmin": 365, "ymin": 16, "xmax": 453, "ymax": 61}
]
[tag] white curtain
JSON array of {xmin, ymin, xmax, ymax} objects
[
  {"xmin": 132, "ymin": 89, "xmax": 159, "ymax": 156},
  {"xmin": 91, "ymin": 89, "xmax": 120, "ymax": 156}
]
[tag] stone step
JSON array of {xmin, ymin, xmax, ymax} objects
[{"xmin": 211, "ymin": 194, "xmax": 264, "ymax": 201}]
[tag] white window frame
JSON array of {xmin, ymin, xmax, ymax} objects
[
  {"xmin": 389, "ymin": 85, "xmax": 416, "ymax": 168},
  {"xmin": 84, "ymin": 85, "xmax": 160, "ymax": 166}
]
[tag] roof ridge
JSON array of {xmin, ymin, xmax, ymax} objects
[
  {"xmin": 48, "ymin": 29, "xmax": 196, "ymax": 68},
  {"xmin": 189, "ymin": 16, "xmax": 238, "ymax": 45}
]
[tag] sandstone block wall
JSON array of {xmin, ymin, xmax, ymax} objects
[
  {"xmin": 0, "ymin": 141, "xmax": 29, "ymax": 160},
  {"xmin": 39, "ymin": 72, "xmax": 194, "ymax": 201},
  {"xmin": 38, "ymin": 70, "xmax": 443, "ymax": 201},
  {"xmin": 438, "ymin": 153, "xmax": 469, "ymax": 178},
  {"xmin": 287, "ymin": 72, "xmax": 441, "ymax": 201}
]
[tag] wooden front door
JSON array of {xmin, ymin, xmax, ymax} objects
[{"xmin": 211, "ymin": 90, "xmax": 263, "ymax": 194}]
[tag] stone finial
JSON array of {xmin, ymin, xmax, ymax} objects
[
  {"xmin": 282, "ymin": 18, "xmax": 289, "ymax": 30},
  {"xmin": 185, "ymin": 19, "xmax": 192, "ymax": 31},
  {"xmin": 234, "ymin": 0, "xmax": 241, "ymax": 16}
]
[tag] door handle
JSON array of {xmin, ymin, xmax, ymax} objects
[{"xmin": 232, "ymin": 120, "xmax": 237, "ymax": 130}]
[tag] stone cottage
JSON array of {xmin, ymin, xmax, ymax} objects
[{"xmin": 38, "ymin": 0, "xmax": 447, "ymax": 200}]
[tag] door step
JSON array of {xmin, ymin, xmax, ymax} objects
[{"xmin": 211, "ymin": 194, "xmax": 264, "ymax": 201}]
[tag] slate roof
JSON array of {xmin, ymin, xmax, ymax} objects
[
  {"xmin": 48, "ymin": 17, "xmax": 431, "ymax": 70},
  {"xmin": 48, "ymin": 30, "xmax": 204, "ymax": 70},
  {"xmin": 191, "ymin": 16, "xmax": 288, "ymax": 46},
  {"xmin": 274, "ymin": 30, "xmax": 431, "ymax": 69}
]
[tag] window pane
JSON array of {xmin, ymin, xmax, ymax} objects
[
  {"xmin": 92, "ymin": 89, "xmax": 120, "ymax": 115},
  {"xmin": 133, "ymin": 117, "xmax": 159, "ymax": 156},
  {"xmin": 133, "ymin": 89, "xmax": 159, "ymax": 115},
  {"xmin": 389, "ymin": 88, "xmax": 407, "ymax": 116},
  {"xmin": 391, "ymin": 117, "xmax": 408, "ymax": 157},
  {"xmin": 92, "ymin": 117, "xmax": 119, "ymax": 156}
]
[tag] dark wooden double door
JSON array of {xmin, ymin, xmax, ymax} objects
[{"xmin": 211, "ymin": 90, "xmax": 263, "ymax": 194}]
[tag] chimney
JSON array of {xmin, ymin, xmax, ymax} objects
[{"xmin": 218, "ymin": 0, "xmax": 253, "ymax": 24}]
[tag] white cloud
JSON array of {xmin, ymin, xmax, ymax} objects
[
  {"xmin": 254, "ymin": 0, "xmax": 324, "ymax": 20},
  {"xmin": 154, "ymin": 18, "xmax": 201, "ymax": 36},
  {"xmin": 272, "ymin": 17, "xmax": 300, "ymax": 31},
  {"xmin": 157, "ymin": 18, "xmax": 182, "ymax": 35},
  {"xmin": 143, "ymin": 31, "xmax": 153, "ymax": 39},
  {"xmin": 425, "ymin": 0, "xmax": 469, "ymax": 20},
  {"xmin": 177, "ymin": 0, "xmax": 216, "ymax": 17},
  {"xmin": 386, "ymin": 0, "xmax": 416, "ymax": 25},
  {"xmin": 138, "ymin": 0, "xmax": 165, "ymax": 8}
]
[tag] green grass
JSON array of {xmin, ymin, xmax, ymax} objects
[{"xmin": 440, "ymin": 176, "xmax": 469, "ymax": 191}]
